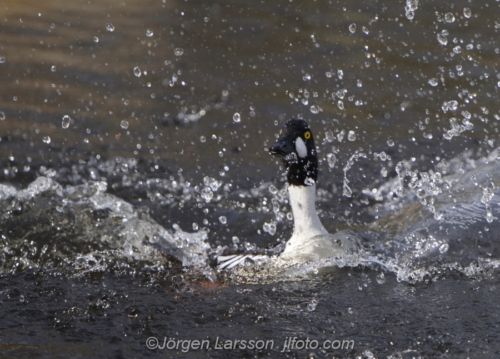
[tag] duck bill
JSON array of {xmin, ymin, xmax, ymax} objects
[{"xmin": 269, "ymin": 137, "xmax": 293, "ymax": 158}]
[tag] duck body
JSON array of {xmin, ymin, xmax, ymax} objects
[
  {"xmin": 277, "ymin": 184, "xmax": 358, "ymax": 264},
  {"xmin": 218, "ymin": 118, "xmax": 359, "ymax": 269}
]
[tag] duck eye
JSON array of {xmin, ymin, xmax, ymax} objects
[{"xmin": 304, "ymin": 131, "xmax": 311, "ymax": 140}]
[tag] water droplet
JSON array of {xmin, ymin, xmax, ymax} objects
[
  {"xmin": 439, "ymin": 243, "xmax": 449, "ymax": 254},
  {"xmin": 233, "ymin": 112, "xmax": 241, "ymax": 123},
  {"xmin": 232, "ymin": 236, "xmax": 240, "ymax": 244},
  {"xmin": 61, "ymin": 115, "xmax": 71, "ymax": 129},
  {"xmin": 463, "ymin": 7, "xmax": 472, "ymax": 18},
  {"xmin": 0, "ymin": 57, "xmax": 5, "ymax": 64},
  {"xmin": 219, "ymin": 216, "xmax": 227, "ymax": 225},
  {"xmin": 133, "ymin": 66, "xmax": 141, "ymax": 77},
  {"xmin": 362, "ymin": 26, "xmax": 369, "ymax": 35},
  {"xmin": 348, "ymin": 23, "xmax": 357, "ymax": 33},
  {"xmin": 93, "ymin": 36, "xmax": 99, "ymax": 43},
  {"xmin": 302, "ymin": 73, "xmax": 311, "ymax": 81},
  {"xmin": 387, "ymin": 139, "xmax": 395, "ymax": 147},
  {"xmin": 325, "ymin": 71, "xmax": 332, "ymax": 78},
  {"xmin": 444, "ymin": 12, "xmax": 455, "ymax": 23},
  {"xmin": 50, "ymin": 65, "xmax": 56, "ymax": 72},
  {"xmin": 357, "ymin": 79, "xmax": 363, "ymax": 87},
  {"xmin": 120, "ymin": 120, "xmax": 129, "ymax": 129},
  {"xmin": 310, "ymin": 105, "xmax": 321, "ymax": 114},
  {"xmin": 337, "ymin": 100, "xmax": 344, "ymax": 110},
  {"xmin": 337, "ymin": 69, "xmax": 343, "ymax": 80},
  {"xmin": 437, "ymin": 34, "xmax": 448, "ymax": 46},
  {"xmin": 106, "ymin": 23, "xmax": 115, "ymax": 32},
  {"xmin": 263, "ymin": 221, "xmax": 277, "ymax": 235},
  {"xmin": 442, "ymin": 100, "xmax": 458, "ymax": 112},
  {"xmin": 201, "ymin": 187, "xmax": 213, "ymax": 202},
  {"xmin": 348, "ymin": 130, "xmax": 356, "ymax": 141},
  {"xmin": 428, "ymin": 78, "xmax": 438, "ymax": 86},
  {"xmin": 453, "ymin": 46, "xmax": 461, "ymax": 54},
  {"xmin": 174, "ymin": 48, "xmax": 184, "ymax": 56},
  {"xmin": 497, "ymin": 81, "xmax": 500, "ymax": 88},
  {"xmin": 146, "ymin": 29, "xmax": 154, "ymax": 37},
  {"xmin": 42, "ymin": 136, "xmax": 51, "ymax": 144},
  {"xmin": 326, "ymin": 153, "xmax": 337, "ymax": 168},
  {"xmin": 0, "ymin": 111, "xmax": 5, "ymax": 121},
  {"xmin": 337, "ymin": 130, "xmax": 345, "ymax": 142}
]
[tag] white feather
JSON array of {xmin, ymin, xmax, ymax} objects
[{"xmin": 295, "ymin": 137, "xmax": 308, "ymax": 158}]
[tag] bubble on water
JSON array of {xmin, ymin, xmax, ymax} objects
[
  {"xmin": 146, "ymin": 29, "xmax": 154, "ymax": 37},
  {"xmin": 174, "ymin": 48, "xmax": 184, "ymax": 56},
  {"xmin": 348, "ymin": 23, "xmax": 357, "ymax": 33},
  {"xmin": 233, "ymin": 112, "xmax": 241, "ymax": 123},
  {"xmin": 310, "ymin": 105, "xmax": 321, "ymax": 114},
  {"xmin": 51, "ymin": 65, "xmax": 56, "ymax": 72},
  {"xmin": 337, "ymin": 69, "xmax": 343, "ymax": 80},
  {"xmin": 200, "ymin": 135, "xmax": 206, "ymax": 143},
  {"xmin": 307, "ymin": 298, "xmax": 318, "ymax": 312},
  {"xmin": 42, "ymin": 136, "xmax": 51, "ymax": 144},
  {"xmin": 133, "ymin": 66, "xmax": 142, "ymax": 77},
  {"xmin": 325, "ymin": 71, "xmax": 332, "ymax": 78},
  {"xmin": 444, "ymin": 12, "xmax": 455, "ymax": 23},
  {"xmin": 0, "ymin": 57, "xmax": 5, "ymax": 64},
  {"xmin": 337, "ymin": 101, "xmax": 344, "ymax": 110},
  {"xmin": 106, "ymin": 23, "xmax": 115, "ymax": 32},
  {"xmin": 453, "ymin": 46, "xmax": 461, "ymax": 54},
  {"xmin": 428, "ymin": 78, "xmax": 439, "ymax": 86},
  {"xmin": 120, "ymin": 120, "xmax": 129, "ymax": 129},
  {"xmin": 498, "ymin": 81, "xmax": 500, "ymax": 88},
  {"xmin": 0, "ymin": 111, "xmax": 5, "ymax": 121},
  {"xmin": 387, "ymin": 139, "xmax": 395, "ymax": 147},
  {"xmin": 302, "ymin": 73, "xmax": 311, "ymax": 81},
  {"xmin": 61, "ymin": 115, "xmax": 71, "ymax": 129},
  {"xmin": 362, "ymin": 26, "xmax": 369, "ymax": 35},
  {"xmin": 219, "ymin": 216, "xmax": 227, "ymax": 225},
  {"xmin": 348, "ymin": 130, "xmax": 356, "ymax": 141},
  {"xmin": 463, "ymin": 7, "xmax": 471, "ymax": 18},
  {"xmin": 93, "ymin": 36, "xmax": 99, "ymax": 43},
  {"xmin": 357, "ymin": 79, "xmax": 363, "ymax": 87},
  {"xmin": 437, "ymin": 34, "xmax": 448, "ymax": 46}
]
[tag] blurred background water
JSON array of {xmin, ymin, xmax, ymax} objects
[{"xmin": 1, "ymin": 0, "xmax": 500, "ymax": 357}]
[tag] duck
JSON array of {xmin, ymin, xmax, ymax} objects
[{"xmin": 217, "ymin": 119, "xmax": 359, "ymax": 269}]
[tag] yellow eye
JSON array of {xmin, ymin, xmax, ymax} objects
[{"xmin": 304, "ymin": 131, "xmax": 311, "ymax": 140}]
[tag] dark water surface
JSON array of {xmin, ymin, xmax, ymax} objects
[{"xmin": 1, "ymin": 0, "xmax": 500, "ymax": 357}]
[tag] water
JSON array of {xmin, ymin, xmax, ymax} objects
[{"xmin": 1, "ymin": 0, "xmax": 500, "ymax": 357}]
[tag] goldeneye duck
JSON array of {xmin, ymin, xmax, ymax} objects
[{"xmin": 218, "ymin": 119, "xmax": 359, "ymax": 269}]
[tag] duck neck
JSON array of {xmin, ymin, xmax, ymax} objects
[{"xmin": 287, "ymin": 184, "xmax": 328, "ymax": 247}]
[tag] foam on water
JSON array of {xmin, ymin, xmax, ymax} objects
[{"xmin": 1, "ymin": 147, "xmax": 500, "ymax": 284}]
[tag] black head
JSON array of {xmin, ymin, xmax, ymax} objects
[{"xmin": 269, "ymin": 119, "xmax": 318, "ymax": 186}]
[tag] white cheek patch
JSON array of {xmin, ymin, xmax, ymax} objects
[{"xmin": 295, "ymin": 137, "xmax": 308, "ymax": 158}]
